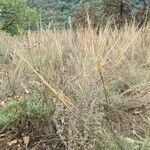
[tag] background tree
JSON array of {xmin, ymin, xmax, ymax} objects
[
  {"xmin": 0, "ymin": 0, "xmax": 38, "ymax": 35},
  {"xmin": 132, "ymin": 0, "xmax": 150, "ymax": 27},
  {"xmin": 99, "ymin": 0, "xmax": 132, "ymax": 28},
  {"xmin": 73, "ymin": 0, "xmax": 149, "ymax": 28}
]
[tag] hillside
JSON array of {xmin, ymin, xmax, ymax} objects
[
  {"xmin": 0, "ymin": 0, "xmax": 149, "ymax": 35},
  {"xmin": 27, "ymin": 0, "xmax": 150, "ymax": 28},
  {"xmin": 27, "ymin": 0, "xmax": 84, "ymax": 28}
]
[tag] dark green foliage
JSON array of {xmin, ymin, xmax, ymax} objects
[
  {"xmin": 0, "ymin": 0, "xmax": 38, "ymax": 35},
  {"xmin": 27, "ymin": 0, "xmax": 84, "ymax": 28}
]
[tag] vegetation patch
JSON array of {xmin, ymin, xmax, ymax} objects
[{"xmin": 0, "ymin": 96, "xmax": 65, "ymax": 149}]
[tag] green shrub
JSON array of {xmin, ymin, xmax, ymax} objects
[
  {"xmin": 0, "ymin": 0, "xmax": 38, "ymax": 35},
  {"xmin": 0, "ymin": 95, "xmax": 55, "ymax": 129}
]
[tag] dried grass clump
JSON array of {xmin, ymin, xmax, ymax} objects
[{"xmin": 0, "ymin": 23, "xmax": 150, "ymax": 149}]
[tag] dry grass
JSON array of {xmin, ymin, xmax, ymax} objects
[{"xmin": 0, "ymin": 24, "xmax": 150, "ymax": 149}]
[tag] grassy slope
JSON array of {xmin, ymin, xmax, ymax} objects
[{"xmin": 0, "ymin": 24, "xmax": 150, "ymax": 149}]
